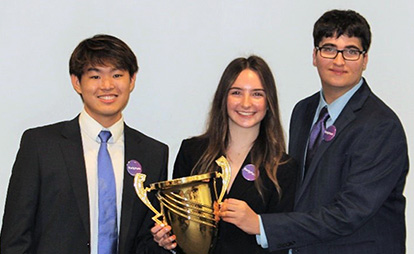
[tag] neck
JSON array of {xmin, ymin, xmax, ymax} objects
[
  {"xmin": 227, "ymin": 122, "xmax": 260, "ymax": 151},
  {"xmin": 85, "ymin": 109, "xmax": 122, "ymax": 128},
  {"xmin": 322, "ymin": 87, "xmax": 350, "ymax": 104},
  {"xmin": 321, "ymin": 82, "xmax": 360, "ymax": 104}
]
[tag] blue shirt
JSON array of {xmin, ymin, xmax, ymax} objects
[{"xmin": 312, "ymin": 78, "xmax": 363, "ymax": 129}]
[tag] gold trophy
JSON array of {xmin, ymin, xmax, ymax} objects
[{"xmin": 134, "ymin": 156, "xmax": 230, "ymax": 254}]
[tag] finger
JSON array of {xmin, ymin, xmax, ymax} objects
[
  {"xmin": 219, "ymin": 202, "xmax": 227, "ymax": 212},
  {"xmin": 224, "ymin": 198, "xmax": 240, "ymax": 204},
  {"xmin": 220, "ymin": 200, "xmax": 235, "ymax": 212},
  {"xmin": 150, "ymin": 223, "xmax": 165, "ymax": 235},
  {"xmin": 219, "ymin": 209, "xmax": 236, "ymax": 219},
  {"xmin": 154, "ymin": 225, "xmax": 172, "ymax": 242},
  {"xmin": 159, "ymin": 234, "xmax": 177, "ymax": 250},
  {"xmin": 221, "ymin": 202, "xmax": 237, "ymax": 212},
  {"xmin": 221, "ymin": 215, "xmax": 236, "ymax": 225},
  {"xmin": 226, "ymin": 198, "xmax": 246, "ymax": 207}
]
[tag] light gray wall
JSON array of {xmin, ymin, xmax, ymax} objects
[{"xmin": 1, "ymin": 0, "xmax": 413, "ymax": 250}]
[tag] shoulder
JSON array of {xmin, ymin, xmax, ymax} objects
[
  {"xmin": 344, "ymin": 81, "xmax": 401, "ymax": 125},
  {"xmin": 350, "ymin": 86, "xmax": 405, "ymax": 136},
  {"xmin": 179, "ymin": 136, "xmax": 209, "ymax": 151},
  {"xmin": 173, "ymin": 137, "xmax": 208, "ymax": 178},
  {"xmin": 292, "ymin": 92, "xmax": 319, "ymax": 113},
  {"xmin": 21, "ymin": 118, "xmax": 76, "ymax": 141},
  {"xmin": 338, "ymin": 83, "xmax": 407, "ymax": 159},
  {"xmin": 364, "ymin": 93, "xmax": 402, "ymax": 122},
  {"xmin": 276, "ymin": 153, "xmax": 299, "ymax": 180},
  {"xmin": 124, "ymin": 124, "xmax": 168, "ymax": 150},
  {"xmin": 176, "ymin": 136, "xmax": 209, "ymax": 162}
]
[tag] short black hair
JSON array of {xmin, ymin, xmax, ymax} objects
[
  {"xmin": 313, "ymin": 9, "xmax": 371, "ymax": 51},
  {"xmin": 69, "ymin": 34, "xmax": 138, "ymax": 80}
]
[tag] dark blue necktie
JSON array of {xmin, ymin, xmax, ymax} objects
[
  {"xmin": 305, "ymin": 107, "xmax": 329, "ymax": 172},
  {"xmin": 98, "ymin": 131, "xmax": 118, "ymax": 254}
]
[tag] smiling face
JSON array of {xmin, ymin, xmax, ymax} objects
[
  {"xmin": 313, "ymin": 35, "xmax": 368, "ymax": 103},
  {"xmin": 71, "ymin": 64, "xmax": 136, "ymax": 127},
  {"xmin": 227, "ymin": 69, "xmax": 267, "ymax": 132}
]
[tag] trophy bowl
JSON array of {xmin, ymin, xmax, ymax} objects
[{"xmin": 134, "ymin": 156, "xmax": 230, "ymax": 254}]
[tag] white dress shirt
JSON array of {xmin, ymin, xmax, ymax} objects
[{"xmin": 79, "ymin": 109, "xmax": 125, "ymax": 254}]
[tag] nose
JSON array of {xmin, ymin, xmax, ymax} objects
[
  {"xmin": 241, "ymin": 94, "xmax": 252, "ymax": 108},
  {"xmin": 101, "ymin": 76, "xmax": 114, "ymax": 90},
  {"xmin": 333, "ymin": 52, "xmax": 345, "ymax": 65}
]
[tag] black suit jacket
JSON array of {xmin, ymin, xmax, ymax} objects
[
  {"xmin": 261, "ymin": 80, "xmax": 409, "ymax": 253},
  {"xmin": 0, "ymin": 116, "xmax": 169, "ymax": 254},
  {"xmin": 173, "ymin": 137, "xmax": 298, "ymax": 254}
]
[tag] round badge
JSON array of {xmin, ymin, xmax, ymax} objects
[
  {"xmin": 242, "ymin": 164, "xmax": 258, "ymax": 181},
  {"xmin": 126, "ymin": 160, "xmax": 142, "ymax": 176},
  {"xmin": 323, "ymin": 125, "xmax": 336, "ymax": 142}
]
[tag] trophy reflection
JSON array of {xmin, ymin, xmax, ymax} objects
[{"xmin": 134, "ymin": 156, "xmax": 230, "ymax": 254}]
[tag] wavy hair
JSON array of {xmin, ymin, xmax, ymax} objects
[{"xmin": 192, "ymin": 55, "xmax": 287, "ymax": 197}]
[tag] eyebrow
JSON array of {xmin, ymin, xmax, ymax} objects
[
  {"xmin": 85, "ymin": 67, "xmax": 122, "ymax": 73},
  {"xmin": 321, "ymin": 43, "xmax": 361, "ymax": 49},
  {"xmin": 86, "ymin": 67, "xmax": 101, "ymax": 72},
  {"xmin": 229, "ymin": 87, "xmax": 265, "ymax": 92}
]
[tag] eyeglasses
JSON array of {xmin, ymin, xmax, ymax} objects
[{"xmin": 316, "ymin": 46, "xmax": 366, "ymax": 61}]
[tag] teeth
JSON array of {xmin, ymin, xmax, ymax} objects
[
  {"xmin": 238, "ymin": 111, "xmax": 254, "ymax": 116},
  {"xmin": 99, "ymin": 95, "xmax": 115, "ymax": 100}
]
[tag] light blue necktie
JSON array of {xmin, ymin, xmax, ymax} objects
[{"xmin": 98, "ymin": 130, "xmax": 118, "ymax": 254}]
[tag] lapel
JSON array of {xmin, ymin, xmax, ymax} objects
[
  {"xmin": 227, "ymin": 155, "xmax": 256, "ymax": 199},
  {"xmin": 118, "ymin": 124, "xmax": 150, "ymax": 250},
  {"xmin": 59, "ymin": 116, "xmax": 90, "ymax": 239},
  {"xmin": 295, "ymin": 81, "xmax": 371, "ymax": 204},
  {"xmin": 295, "ymin": 96, "xmax": 319, "ymax": 180}
]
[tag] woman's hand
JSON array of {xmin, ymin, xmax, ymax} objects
[
  {"xmin": 219, "ymin": 198, "xmax": 260, "ymax": 235},
  {"xmin": 151, "ymin": 223, "xmax": 177, "ymax": 250}
]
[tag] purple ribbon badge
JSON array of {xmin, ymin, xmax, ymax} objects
[
  {"xmin": 242, "ymin": 164, "xmax": 258, "ymax": 181},
  {"xmin": 126, "ymin": 160, "xmax": 142, "ymax": 176},
  {"xmin": 323, "ymin": 125, "xmax": 336, "ymax": 142}
]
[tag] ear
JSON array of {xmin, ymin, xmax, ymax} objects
[
  {"xmin": 71, "ymin": 74, "xmax": 82, "ymax": 94},
  {"xmin": 362, "ymin": 53, "xmax": 369, "ymax": 71},
  {"xmin": 129, "ymin": 73, "xmax": 137, "ymax": 92},
  {"xmin": 312, "ymin": 48, "xmax": 317, "ymax": 67}
]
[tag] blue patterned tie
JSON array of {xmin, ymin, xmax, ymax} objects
[
  {"xmin": 305, "ymin": 107, "xmax": 329, "ymax": 173},
  {"xmin": 98, "ymin": 131, "xmax": 118, "ymax": 254}
]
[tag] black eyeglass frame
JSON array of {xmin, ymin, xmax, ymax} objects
[{"xmin": 315, "ymin": 46, "xmax": 366, "ymax": 61}]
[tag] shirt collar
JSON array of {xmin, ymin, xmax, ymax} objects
[
  {"xmin": 79, "ymin": 109, "xmax": 124, "ymax": 143},
  {"xmin": 315, "ymin": 78, "xmax": 364, "ymax": 125}
]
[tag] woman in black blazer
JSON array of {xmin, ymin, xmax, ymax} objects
[{"xmin": 153, "ymin": 55, "xmax": 298, "ymax": 254}]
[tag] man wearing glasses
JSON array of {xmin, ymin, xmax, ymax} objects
[
  {"xmin": 224, "ymin": 9, "xmax": 409, "ymax": 254},
  {"xmin": 260, "ymin": 9, "xmax": 409, "ymax": 253}
]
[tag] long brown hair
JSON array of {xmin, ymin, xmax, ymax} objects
[{"xmin": 192, "ymin": 55, "xmax": 286, "ymax": 196}]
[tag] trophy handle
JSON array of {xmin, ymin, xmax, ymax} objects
[
  {"xmin": 215, "ymin": 156, "xmax": 231, "ymax": 203},
  {"xmin": 134, "ymin": 173, "xmax": 164, "ymax": 224}
]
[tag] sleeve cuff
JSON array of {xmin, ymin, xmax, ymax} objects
[{"xmin": 255, "ymin": 215, "xmax": 268, "ymax": 248}]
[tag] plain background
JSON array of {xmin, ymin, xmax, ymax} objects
[{"xmin": 1, "ymin": 0, "xmax": 412, "ymax": 250}]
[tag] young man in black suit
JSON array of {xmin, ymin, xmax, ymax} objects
[{"xmin": 1, "ymin": 34, "xmax": 169, "ymax": 254}]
